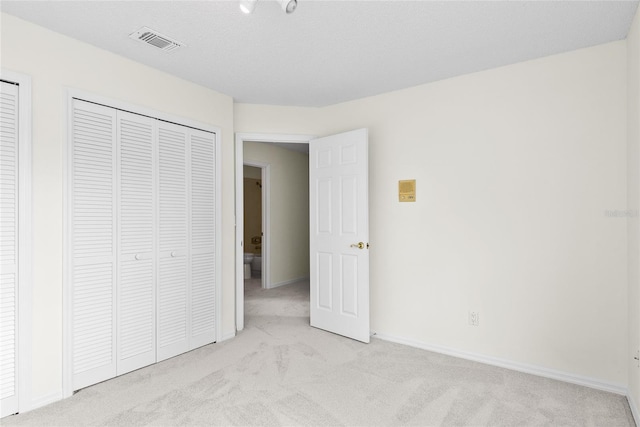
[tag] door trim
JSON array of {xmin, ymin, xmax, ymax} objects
[
  {"xmin": 63, "ymin": 88, "xmax": 223, "ymax": 398},
  {"xmin": 234, "ymin": 133, "xmax": 314, "ymax": 332},
  {"xmin": 1, "ymin": 70, "xmax": 33, "ymax": 414}
]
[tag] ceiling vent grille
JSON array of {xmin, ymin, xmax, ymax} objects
[{"xmin": 129, "ymin": 27, "xmax": 183, "ymax": 52}]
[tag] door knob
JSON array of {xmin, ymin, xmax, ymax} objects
[{"xmin": 350, "ymin": 242, "xmax": 365, "ymax": 249}]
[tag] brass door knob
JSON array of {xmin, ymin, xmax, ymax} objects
[{"xmin": 350, "ymin": 242, "xmax": 365, "ymax": 249}]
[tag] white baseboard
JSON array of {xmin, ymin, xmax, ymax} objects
[
  {"xmin": 218, "ymin": 331, "xmax": 236, "ymax": 342},
  {"xmin": 27, "ymin": 390, "xmax": 63, "ymax": 413},
  {"xmin": 373, "ymin": 332, "xmax": 626, "ymax": 395},
  {"xmin": 628, "ymin": 391, "xmax": 640, "ymax": 426},
  {"xmin": 268, "ymin": 276, "xmax": 309, "ymax": 290}
]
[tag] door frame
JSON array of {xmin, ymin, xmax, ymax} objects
[
  {"xmin": 1, "ymin": 70, "xmax": 33, "ymax": 414},
  {"xmin": 242, "ymin": 161, "xmax": 270, "ymax": 290},
  {"xmin": 63, "ymin": 88, "xmax": 223, "ymax": 398},
  {"xmin": 234, "ymin": 133, "xmax": 314, "ymax": 332}
]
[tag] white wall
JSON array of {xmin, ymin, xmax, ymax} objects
[
  {"xmin": 1, "ymin": 13, "xmax": 236, "ymax": 404},
  {"xmin": 244, "ymin": 142, "xmax": 310, "ymax": 286},
  {"xmin": 628, "ymin": 4, "xmax": 640, "ymax": 414},
  {"xmin": 236, "ymin": 41, "xmax": 629, "ymax": 387}
]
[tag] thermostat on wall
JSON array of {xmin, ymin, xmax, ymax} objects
[{"xmin": 399, "ymin": 179, "xmax": 416, "ymax": 202}]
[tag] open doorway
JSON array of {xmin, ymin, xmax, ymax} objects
[{"xmin": 235, "ymin": 133, "xmax": 314, "ymax": 331}]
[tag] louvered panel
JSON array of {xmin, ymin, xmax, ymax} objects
[
  {"xmin": 118, "ymin": 259, "xmax": 154, "ymax": 362},
  {"xmin": 119, "ymin": 115, "xmax": 154, "ymax": 255},
  {"xmin": 190, "ymin": 253, "xmax": 215, "ymax": 345},
  {"xmin": 71, "ymin": 100, "xmax": 117, "ymax": 390},
  {"xmin": 0, "ymin": 86, "xmax": 18, "ymax": 269},
  {"xmin": 116, "ymin": 112, "xmax": 156, "ymax": 375},
  {"xmin": 157, "ymin": 255, "xmax": 188, "ymax": 361},
  {"xmin": 189, "ymin": 130, "xmax": 216, "ymax": 349},
  {"xmin": 0, "ymin": 81, "xmax": 18, "ymax": 414},
  {"xmin": 0, "ymin": 273, "xmax": 16, "ymax": 400},
  {"xmin": 72, "ymin": 263, "xmax": 114, "ymax": 373},
  {"xmin": 190, "ymin": 133, "xmax": 215, "ymax": 251},
  {"xmin": 156, "ymin": 122, "xmax": 189, "ymax": 361},
  {"xmin": 72, "ymin": 106, "xmax": 115, "ymax": 260},
  {"xmin": 158, "ymin": 126, "xmax": 187, "ymax": 252}
]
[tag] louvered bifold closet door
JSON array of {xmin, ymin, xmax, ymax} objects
[
  {"xmin": 0, "ymin": 81, "xmax": 19, "ymax": 417},
  {"xmin": 116, "ymin": 111, "xmax": 156, "ymax": 374},
  {"xmin": 70, "ymin": 100, "xmax": 117, "ymax": 390},
  {"xmin": 189, "ymin": 129, "xmax": 216, "ymax": 349},
  {"xmin": 157, "ymin": 122, "xmax": 189, "ymax": 361}
]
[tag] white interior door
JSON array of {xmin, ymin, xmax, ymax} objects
[
  {"xmin": 0, "ymin": 80, "xmax": 19, "ymax": 417},
  {"xmin": 70, "ymin": 100, "xmax": 118, "ymax": 390},
  {"xmin": 116, "ymin": 111, "xmax": 157, "ymax": 375},
  {"xmin": 157, "ymin": 122, "xmax": 189, "ymax": 361},
  {"xmin": 188, "ymin": 129, "xmax": 217, "ymax": 350},
  {"xmin": 309, "ymin": 128, "xmax": 370, "ymax": 343}
]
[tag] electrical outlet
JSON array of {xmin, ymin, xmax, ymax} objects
[{"xmin": 469, "ymin": 311, "xmax": 479, "ymax": 326}]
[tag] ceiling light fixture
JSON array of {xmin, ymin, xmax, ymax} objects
[
  {"xmin": 277, "ymin": 0, "xmax": 297, "ymax": 14},
  {"xmin": 239, "ymin": 0, "xmax": 297, "ymax": 14},
  {"xmin": 240, "ymin": 0, "xmax": 258, "ymax": 14}
]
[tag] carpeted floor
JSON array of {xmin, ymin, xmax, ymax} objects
[{"xmin": 3, "ymin": 278, "xmax": 635, "ymax": 426}]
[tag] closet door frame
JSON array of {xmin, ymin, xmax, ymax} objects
[
  {"xmin": 0, "ymin": 70, "xmax": 33, "ymax": 415},
  {"xmin": 62, "ymin": 89, "xmax": 222, "ymax": 399}
]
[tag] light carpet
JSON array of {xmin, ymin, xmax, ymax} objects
[{"xmin": 3, "ymin": 278, "xmax": 634, "ymax": 426}]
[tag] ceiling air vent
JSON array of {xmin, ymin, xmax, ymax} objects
[{"xmin": 129, "ymin": 27, "xmax": 183, "ymax": 52}]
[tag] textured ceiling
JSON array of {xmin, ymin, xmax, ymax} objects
[{"xmin": 2, "ymin": 0, "xmax": 639, "ymax": 107}]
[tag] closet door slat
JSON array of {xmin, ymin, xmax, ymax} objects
[
  {"xmin": 116, "ymin": 111, "xmax": 156, "ymax": 375},
  {"xmin": 189, "ymin": 130, "xmax": 216, "ymax": 349},
  {"xmin": 70, "ymin": 100, "xmax": 117, "ymax": 390},
  {"xmin": 157, "ymin": 123, "xmax": 189, "ymax": 361},
  {"xmin": 0, "ymin": 81, "xmax": 18, "ymax": 416}
]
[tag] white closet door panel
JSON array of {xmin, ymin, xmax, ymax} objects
[
  {"xmin": 71, "ymin": 100, "xmax": 117, "ymax": 390},
  {"xmin": 157, "ymin": 123, "xmax": 188, "ymax": 361},
  {"xmin": 190, "ymin": 252, "xmax": 215, "ymax": 348},
  {"xmin": 0, "ymin": 273, "xmax": 17, "ymax": 406},
  {"xmin": 116, "ymin": 112, "xmax": 156, "ymax": 375},
  {"xmin": 0, "ymin": 81, "xmax": 18, "ymax": 416},
  {"xmin": 157, "ymin": 256, "xmax": 188, "ymax": 360},
  {"xmin": 158, "ymin": 126, "xmax": 187, "ymax": 253},
  {"xmin": 189, "ymin": 130, "xmax": 216, "ymax": 348}
]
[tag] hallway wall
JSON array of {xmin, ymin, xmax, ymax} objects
[{"xmin": 243, "ymin": 170, "xmax": 263, "ymax": 255}]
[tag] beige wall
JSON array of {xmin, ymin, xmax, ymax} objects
[
  {"xmin": 243, "ymin": 173, "xmax": 262, "ymax": 254},
  {"xmin": 243, "ymin": 166, "xmax": 263, "ymax": 254},
  {"xmin": 628, "ymin": 4, "xmax": 640, "ymax": 414},
  {"xmin": 244, "ymin": 142, "xmax": 310, "ymax": 286},
  {"xmin": 243, "ymin": 165, "xmax": 262, "ymax": 180},
  {"xmin": 1, "ymin": 13, "xmax": 236, "ymax": 402},
  {"xmin": 236, "ymin": 41, "xmax": 629, "ymax": 386}
]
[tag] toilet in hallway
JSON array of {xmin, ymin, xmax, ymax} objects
[
  {"xmin": 243, "ymin": 253, "xmax": 254, "ymax": 279},
  {"xmin": 251, "ymin": 255, "xmax": 262, "ymax": 278}
]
